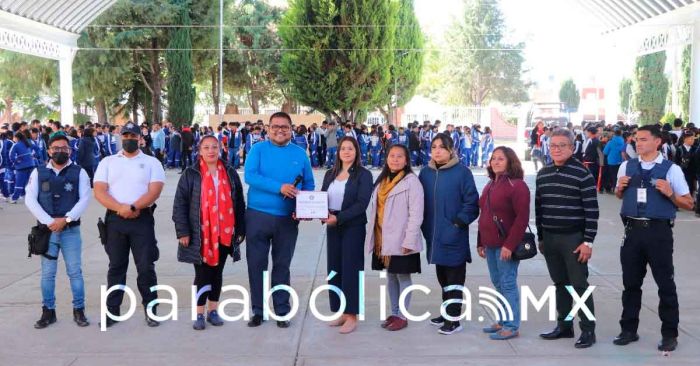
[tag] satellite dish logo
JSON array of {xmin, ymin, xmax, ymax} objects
[{"xmin": 477, "ymin": 286, "xmax": 514, "ymax": 322}]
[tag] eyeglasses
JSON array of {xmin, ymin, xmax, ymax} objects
[
  {"xmin": 270, "ymin": 125, "xmax": 291, "ymax": 132},
  {"xmin": 549, "ymin": 143, "xmax": 571, "ymax": 151}
]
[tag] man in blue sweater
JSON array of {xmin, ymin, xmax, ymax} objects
[{"xmin": 245, "ymin": 111, "xmax": 315, "ymax": 329}]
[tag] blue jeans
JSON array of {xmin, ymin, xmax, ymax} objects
[
  {"xmin": 485, "ymin": 247, "xmax": 520, "ymax": 331},
  {"xmin": 41, "ymin": 226, "xmax": 85, "ymax": 309}
]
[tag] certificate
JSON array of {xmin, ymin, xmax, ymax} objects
[{"xmin": 295, "ymin": 191, "xmax": 328, "ymax": 219}]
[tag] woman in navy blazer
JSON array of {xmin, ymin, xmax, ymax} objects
[{"xmin": 320, "ymin": 136, "xmax": 373, "ymax": 334}]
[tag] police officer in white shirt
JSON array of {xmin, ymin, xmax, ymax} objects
[
  {"xmin": 613, "ymin": 125, "xmax": 694, "ymax": 352},
  {"xmin": 25, "ymin": 134, "xmax": 91, "ymax": 329},
  {"xmin": 93, "ymin": 122, "xmax": 166, "ymax": 328}
]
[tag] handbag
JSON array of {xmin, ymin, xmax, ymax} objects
[
  {"xmin": 486, "ymin": 184, "xmax": 537, "ymax": 261},
  {"xmin": 27, "ymin": 223, "xmax": 57, "ymax": 260}
]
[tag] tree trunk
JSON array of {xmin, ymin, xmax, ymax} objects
[
  {"xmin": 281, "ymin": 96, "xmax": 297, "ymax": 114},
  {"xmin": 3, "ymin": 97, "xmax": 13, "ymax": 124},
  {"xmin": 150, "ymin": 38, "xmax": 163, "ymax": 124},
  {"xmin": 211, "ymin": 66, "xmax": 220, "ymax": 115},
  {"xmin": 95, "ymin": 98, "xmax": 108, "ymax": 125},
  {"xmin": 131, "ymin": 84, "xmax": 139, "ymax": 124}
]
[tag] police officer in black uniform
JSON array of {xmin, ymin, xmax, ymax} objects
[
  {"xmin": 613, "ymin": 125, "xmax": 694, "ymax": 352},
  {"xmin": 93, "ymin": 122, "xmax": 166, "ymax": 328}
]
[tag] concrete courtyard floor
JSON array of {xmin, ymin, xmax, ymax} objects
[{"xmin": 1, "ymin": 165, "xmax": 699, "ymax": 365}]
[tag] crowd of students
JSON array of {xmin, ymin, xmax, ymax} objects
[{"xmin": 529, "ymin": 118, "xmax": 700, "ymax": 216}]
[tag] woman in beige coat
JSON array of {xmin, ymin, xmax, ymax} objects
[{"xmin": 365, "ymin": 144, "xmax": 424, "ymax": 331}]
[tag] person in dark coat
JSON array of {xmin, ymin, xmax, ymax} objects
[
  {"xmin": 419, "ymin": 133, "xmax": 480, "ymax": 336},
  {"xmin": 180, "ymin": 127, "xmax": 195, "ymax": 173},
  {"xmin": 320, "ymin": 136, "xmax": 373, "ymax": 334},
  {"xmin": 172, "ymin": 135, "xmax": 246, "ymax": 330},
  {"xmin": 76, "ymin": 127, "xmax": 97, "ymax": 186}
]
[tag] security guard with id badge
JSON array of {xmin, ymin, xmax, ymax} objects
[
  {"xmin": 93, "ymin": 122, "xmax": 166, "ymax": 328},
  {"xmin": 613, "ymin": 125, "xmax": 694, "ymax": 353}
]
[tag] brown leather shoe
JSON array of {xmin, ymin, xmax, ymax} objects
[
  {"xmin": 381, "ymin": 315, "xmax": 400, "ymax": 328},
  {"xmin": 386, "ymin": 317, "xmax": 408, "ymax": 331}
]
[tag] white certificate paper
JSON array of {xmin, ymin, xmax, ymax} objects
[{"xmin": 296, "ymin": 191, "xmax": 328, "ymax": 219}]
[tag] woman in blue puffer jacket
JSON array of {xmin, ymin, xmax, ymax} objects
[{"xmin": 419, "ymin": 133, "xmax": 480, "ymax": 336}]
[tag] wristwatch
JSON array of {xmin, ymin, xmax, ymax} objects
[
  {"xmin": 65, "ymin": 216, "xmax": 73, "ymax": 224},
  {"xmin": 583, "ymin": 241, "xmax": 593, "ymax": 249},
  {"xmin": 130, "ymin": 204, "xmax": 137, "ymax": 212}
]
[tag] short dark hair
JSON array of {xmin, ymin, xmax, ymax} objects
[
  {"xmin": 638, "ymin": 125, "xmax": 662, "ymax": 138},
  {"xmin": 269, "ymin": 112, "xmax": 292, "ymax": 126},
  {"xmin": 48, "ymin": 134, "xmax": 70, "ymax": 147}
]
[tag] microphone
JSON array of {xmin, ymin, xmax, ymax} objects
[{"xmin": 284, "ymin": 175, "xmax": 304, "ymax": 200}]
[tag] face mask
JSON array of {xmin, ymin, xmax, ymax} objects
[
  {"xmin": 123, "ymin": 139, "xmax": 139, "ymax": 153},
  {"xmin": 51, "ymin": 152, "xmax": 69, "ymax": 165}
]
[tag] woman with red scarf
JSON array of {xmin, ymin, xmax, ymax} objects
[{"xmin": 173, "ymin": 135, "xmax": 246, "ymax": 330}]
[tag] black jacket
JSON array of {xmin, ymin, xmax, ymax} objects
[
  {"xmin": 180, "ymin": 130, "xmax": 195, "ymax": 151},
  {"xmin": 583, "ymin": 138, "xmax": 600, "ymax": 164},
  {"xmin": 321, "ymin": 166, "xmax": 373, "ymax": 227},
  {"xmin": 172, "ymin": 160, "xmax": 246, "ymax": 265},
  {"xmin": 76, "ymin": 136, "xmax": 97, "ymax": 168}
]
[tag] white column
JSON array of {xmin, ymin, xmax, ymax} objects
[
  {"xmin": 59, "ymin": 48, "xmax": 75, "ymax": 126},
  {"xmin": 690, "ymin": 19, "xmax": 700, "ymax": 123}
]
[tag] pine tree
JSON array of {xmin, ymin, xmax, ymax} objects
[
  {"xmin": 166, "ymin": 0, "xmax": 196, "ymax": 127},
  {"xmin": 632, "ymin": 51, "xmax": 668, "ymax": 126},
  {"xmin": 280, "ymin": 0, "xmax": 397, "ymax": 122}
]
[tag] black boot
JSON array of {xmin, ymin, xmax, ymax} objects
[
  {"xmin": 145, "ymin": 307, "xmax": 160, "ymax": 327},
  {"xmin": 101, "ymin": 306, "xmax": 120, "ymax": 328},
  {"xmin": 73, "ymin": 308, "xmax": 90, "ymax": 327},
  {"xmin": 34, "ymin": 306, "xmax": 56, "ymax": 329},
  {"xmin": 575, "ymin": 331, "xmax": 597, "ymax": 349},
  {"xmin": 539, "ymin": 325, "xmax": 574, "ymax": 340}
]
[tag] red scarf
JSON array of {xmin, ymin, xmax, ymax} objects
[{"xmin": 199, "ymin": 157, "xmax": 235, "ymax": 266}]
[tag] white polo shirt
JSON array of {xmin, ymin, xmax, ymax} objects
[{"xmin": 94, "ymin": 150, "xmax": 166, "ymax": 205}]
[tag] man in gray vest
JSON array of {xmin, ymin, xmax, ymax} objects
[
  {"xmin": 613, "ymin": 125, "xmax": 694, "ymax": 352},
  {"xmin": 24, "ymin": 134, "xmax": 91, "ymax": 329}
]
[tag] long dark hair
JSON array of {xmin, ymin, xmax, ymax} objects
[
  {"xmin": 486, "ymin": 146, "xmax": 524, "ymax": 180},
  {"xmin": 16, "ymin": 130, "xmax": 31, "ymax": 147},
  {"xmin": 375, "ymin": 144, "xmax": 413, "ymax": 186},
  {"xmin": 431, "ymin": 133, "xmax": 455, "ymax": 158},
  {"xmin": 331, "ymin": 136, "xmax": 362, "ymax": 178}
]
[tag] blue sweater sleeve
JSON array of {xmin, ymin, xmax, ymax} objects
[
  {"xmin": 301, "ymin": 153, "xmax": 315, "ymax": 191},
  {"xmin": 244, "ymin": 144, "xmax": 283, "ymax": 194}
]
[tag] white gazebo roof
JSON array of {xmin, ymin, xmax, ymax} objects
[{"xmin": 0, "ymin": 0, "xmax": 116, "ymax": 125}]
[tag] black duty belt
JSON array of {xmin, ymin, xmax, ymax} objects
[{"xmin": 624, "ymin": 217, "xmax": 673, "ymax": 228}]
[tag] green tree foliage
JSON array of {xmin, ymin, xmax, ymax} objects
[
  {"xmin": 632, "ymin": 51, "xmax": 668, "ymax": 126},
  {"xmin": 280, "ymin": 0, "xmax": 397, "ymax": 122},
  {"xmin": 378, "ymin": 0, "xmax": 424, "ymax": 124},
  {"xmin": 679, "ymin": 45, "xmax": 691, "ymax": 120},
  {"xmin": 0, "ymin": 51, "xmax": 57, "ymax": 123},
  {"xmin": 444, "ymin": 0, "xmax": 528, "ymax": 106},
  {"xmin": 619, "ymin": 77, "xmax": 632, "ymax": 113},
  {"xmin": 166, "ymin": 0, "xmax": 196, "ymax": 127},
  {"xmin": 558, "ymin": 78, "xmax": 580, "ymax": 112},
  {"xmin": 225, "ymin": 0, "xmax": 284, "ymax": 114}
]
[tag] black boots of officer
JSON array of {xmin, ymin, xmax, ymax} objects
[
  {"xmin": 102, "ymin": 305, "xmax": 159, "ymax": 328},
  {"xmin": 34, "ymin": 306, "xmax": 56, "ymax": 329}
]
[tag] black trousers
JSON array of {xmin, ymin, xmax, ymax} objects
[
  {"xmin": 245, "ymin": 209, "xmax": 299, "ymax": 317},
  {"xmin": 193, "ymin": 244, "xmax": 232, "ymax": 306},
  {"xmin": 436, "ymin": 263, "xmax": 467, "ymax": 319},
  {"xmin": 542, "ymin": 231, "xmax": 595, "ymax": 332},
  {"xmin": 586, "ymin": 162, "xmax": 600, "ymax": 190},
  {"xmin": 104, "ymin": 211, "xmax": 159, "ymax": 309},
  {"xmin": 620, "ymin": 220, "xmax": 678, "ymax": 338},
  {"xmin": 605, "ymin": 164, "xmax": 620, "ymax": 192},
  {"xmin": 327, "ymin": 224, "xmax": 365, "ymax": 314}
]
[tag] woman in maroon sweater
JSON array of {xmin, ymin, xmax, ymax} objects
[{"xmin": 477, "ymin": 146, "xmax": 530, "ymax": 340}]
